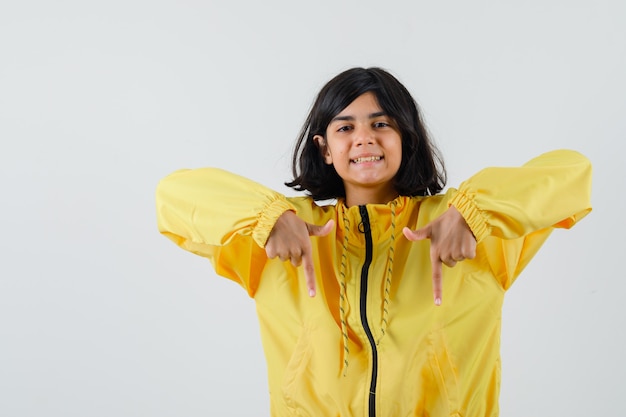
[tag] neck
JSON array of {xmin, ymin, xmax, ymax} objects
[{"xmin": 344, "ymin": 189, "xmax": 399, "ymax": 207}]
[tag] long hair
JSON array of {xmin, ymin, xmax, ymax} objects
[{"xmin": 285, "ymin": 67, "xmax": 446, "ymax": 200}]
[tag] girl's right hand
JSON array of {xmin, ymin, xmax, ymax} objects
[{"xmin": 265, "ymin": 211, "xmax": 334, "ymax": 298}]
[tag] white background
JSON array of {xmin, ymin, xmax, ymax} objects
[{"xmin": 1, "ymin": 1, "xmax": 624, "ymax": 416}]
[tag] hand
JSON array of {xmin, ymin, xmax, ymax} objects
[
  {"xmin": 402, "ymin": 206, "xmax": 476, "ymax": 306},
  {"xmin": 265, "ymin": 211, "xmax": 334, "ymax": 297}
]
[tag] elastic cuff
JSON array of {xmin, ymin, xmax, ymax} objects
[
  {"xmin": 253, "ymin": 197, "xmax": 296, "ymax": 248},
  {"xmin": 449, "ymin": 191, "xmax": 490, "ymax": 242}
]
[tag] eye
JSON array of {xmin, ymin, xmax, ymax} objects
[
  {"xmin": 373, "ymin": 121, "xmax": 390, "ymax": 128},
  {"xmin": 337, "ymin": 125, "xmax": 353, "ymax": 132}
]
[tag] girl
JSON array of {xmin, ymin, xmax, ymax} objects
[{"xmin": 156, "ymin": 67, "xmax": 592, "ymax": 416}]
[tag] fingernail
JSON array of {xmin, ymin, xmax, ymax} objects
[
  {"xmin": 435, "ymin": 297, "xmax": 441, "ymax": 306},
  {"xmin": 309, "ymin": 289, "xmax": 316, "ymax": 297}
]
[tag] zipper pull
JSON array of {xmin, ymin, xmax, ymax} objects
[{"xmin": 358, "ymin": 206, "xmax": 370, "ymax": 233}]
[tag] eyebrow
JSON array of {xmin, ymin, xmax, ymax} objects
[{"xmin": 331, "ymin": 111, "xmax": 387, "ymax": 122}]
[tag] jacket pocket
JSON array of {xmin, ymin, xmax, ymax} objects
[
  {"xmin": 427, "ymin": 330, "xmax": 463, "ymax": 417},
  {"xmin": 282, "ymin": 325, "xmax": 313, "ymax": 414},
  {"xmin": 281, "ymin": 323, "xmax": 348, "ymax": 416}
]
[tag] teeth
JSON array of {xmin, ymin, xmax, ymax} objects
[{"xmin": 353, "ymin": 156, "xmax": 381, "ymax": 163}]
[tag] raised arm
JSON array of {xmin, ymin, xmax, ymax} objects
[
  {"xmin": 155, "ymin": 168, "xmax": 295, "ymax": 295},
  {"xmin": 450, "ymin": 149, "xmax": 592, "ymax": 289}
]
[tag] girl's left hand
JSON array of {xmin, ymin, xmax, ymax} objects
[{"xmin": 402, "ymin": 206, "xmax": 476, "ymax": 306}]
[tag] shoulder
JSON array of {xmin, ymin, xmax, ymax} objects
[{"xmin": 287, "ymin": 196, "xmax": 337, "ymax": 223}]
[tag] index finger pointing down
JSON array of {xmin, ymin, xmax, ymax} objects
[
  {"xmin": 431, "ymin": 251, "xmax": 443, "ymax": 306},
  {"xmin": 302, "ymin": 249, "xmax": 316, "ymax": 297}
]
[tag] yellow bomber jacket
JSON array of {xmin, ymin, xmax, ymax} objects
[{"xmin": 155, "ymin": 150, "xmax": 592, "ymax": 417}]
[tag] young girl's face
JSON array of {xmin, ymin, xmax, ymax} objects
[{"xmin": 314, "ymin": 92, "xmax": 402, "ymax": 206}]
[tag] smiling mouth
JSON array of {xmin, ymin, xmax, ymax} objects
[{"xmin": 351, "ymin": 156, "xmax": 383, "ymax": 163}]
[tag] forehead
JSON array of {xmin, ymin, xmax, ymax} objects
[{"xmin": 333, "ymin": 92, "xmax": 384, "ymax": 119}]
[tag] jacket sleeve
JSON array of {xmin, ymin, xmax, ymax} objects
[
  {"xmin": 448, "ymin": 149, "xmax": 592, "ymax": 289},
  {"xmin": 155, "ymin": 168, "xmax": 295, "ymax": 296}
]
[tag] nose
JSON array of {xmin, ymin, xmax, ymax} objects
[{"xmin": 354, "ymin": 125, "xmax": 375, "ymax": 146}]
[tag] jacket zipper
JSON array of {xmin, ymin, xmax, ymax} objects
[{"xmin": 358, "ymin": 205, "xmax": 378, "ymax": 417}]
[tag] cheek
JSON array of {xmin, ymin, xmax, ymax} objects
[
  {"xmin": 325, "ymin": 144, "xmax": 345, "ymax": 164},
  {"xmin": 390, "ymin": 144, "xmax": 403, "ymax": 171}
]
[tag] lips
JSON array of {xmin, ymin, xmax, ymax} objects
[{"xmin": 351, "ymin": 156, "xmax": 383, "ymax": 163}]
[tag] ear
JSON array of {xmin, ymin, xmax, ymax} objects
[{"xmin": 313, "ymin": 135, "xmax": 333, "ymax": 164}]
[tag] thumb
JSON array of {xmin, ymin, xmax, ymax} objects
[
  {"xmin": 307, "ymin": 219, "xmax": 335, "ymax": 237},
  {"xmin": 403, "ymin": 224, "xmax": 431, "ymax": 242}
]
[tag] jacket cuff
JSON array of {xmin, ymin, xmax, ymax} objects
[
  {"xmin": 253, "ymin": 197, "xmax": 296, "ymax": 248},
  {"xmin": 449, "ymin": 191, "xmax": 490, "ymax": 242}
]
